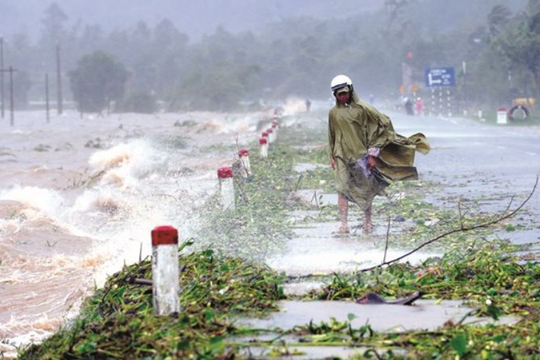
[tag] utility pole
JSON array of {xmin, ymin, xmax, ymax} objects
[
  {"xmin": 462, "ymin": 61, "xmax": 467, "ymax": 116},
  {"xmin": 0, "ymin": 66, "xmax": 17, "ymax": 125},
  {"xmin": 56, "ymin": 42, "xmax": 63, "ymax": 115},
  {"xmin": 1, "ymin": 37, "xmax": 4, "ymax": 119},
  {"xmin": 0, "ymin": 66, "xmax": 18, "ymax": 126},
  {"xmin": 45, "ymin": 73, "xmax": 50, "ymax": 123}
]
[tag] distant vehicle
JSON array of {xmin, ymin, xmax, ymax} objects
[{"xmin": 508, "ymin": 97, "xmax": 536, "ymax": 121}]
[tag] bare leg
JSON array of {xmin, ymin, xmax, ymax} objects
[
  {"xmin": 363, "ymin": 203, "xmax": 372, "ymax": 233},
  {"xmin": 338, "ymin": 193, "xmax": 349, "ymax": 233}
]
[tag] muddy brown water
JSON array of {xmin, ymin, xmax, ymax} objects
[{"xmin": 0, "ymin": 109, "xmax": 276, "ymax": 356}]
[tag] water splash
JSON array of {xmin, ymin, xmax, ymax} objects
[{"xmin": 0, "ymin": 186, "xmax": 64, "ymax": 217}]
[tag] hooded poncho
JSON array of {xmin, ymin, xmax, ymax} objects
[{"xmin": 328, "ymin": 92, "xmax": 430, "ymax": 209}]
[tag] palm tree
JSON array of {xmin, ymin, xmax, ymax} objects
[
  {"xmin": 487, "ymin": 5, "xmax": 511, "ymax": 36},
  {"xmin": 527, "ymin": 0, "xmax": 540, "ymax": 15}
]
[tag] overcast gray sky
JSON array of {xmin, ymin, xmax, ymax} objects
[{"xmin": 0, "ymin": 0, "xmax": 384, "ymax": 42}]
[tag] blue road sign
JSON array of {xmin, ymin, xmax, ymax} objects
[{"xmin": 425, "ymin": 67, "xmax": 455, "ymax": 87}]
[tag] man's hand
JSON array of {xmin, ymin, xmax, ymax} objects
[
  {"xmin": 331, "ymin": 158, "xmax": 336, "ymax": 170},
  {"xmin": 367, "ymin": 155, "xmax": 377, "ymax": 170},
  {"xmin": 366, "ymin": 147, "xmax": 379, "ymax": 170}
]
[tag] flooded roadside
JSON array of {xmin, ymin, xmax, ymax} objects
[
  {"xmin": 238, "ymin": 299, "xmax": 518, "ymax": 333},
  {"xmin": 234, "ymin": 299, "xmax": 518, "ymax": 359},
  {"xmin": 0, "ymin": 109, "xmax": 269, "ymax": 356},
  {"xmin": 3, "ymin": 107, "xmax": 540, "ymax": 358},
  {"xmin": 237, "ymin": 109, "xmax": 539, "ymax": 358}
]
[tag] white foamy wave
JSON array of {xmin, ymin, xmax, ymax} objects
[
  {"xmin": 281, "ymin": 97, "xmax": 309, "ymax": 115},
  {"xmin": 72, "ymin": 191, "xmax": 103, "ymax": 215},
  {"xmin": 0, "ymin": 186, "xmax": 64, "ymax": 216},
  {"xmin": 197, "ymin": 114, "xmax": 262, "ymax": 137},
  {"xmin": 219, "ymin": 115, "xmax": 259, "ymax": 134},
  {"xmin": 89, "ymin": 139, "xmax": 159, "ymax": 177}
]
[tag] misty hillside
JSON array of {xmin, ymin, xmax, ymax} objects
[
  {"xmin": 0, "ymin": 0, "xmax": 385, "ymax": 42},
  {"xmin": 0, "ymin": 0, "xmax": 537, "ymax": 113}
]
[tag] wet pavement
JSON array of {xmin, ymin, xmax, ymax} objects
[
  {"xmin": 267, "ymin": 211, "xmax": 441, "ymax": 279},
  {"xmin": 239, "ymin": 109, "xmax": 539, "ymax": 358},
  {"xmin": 239, "ymin": 299, "xmax": 517, "ymax": 332},
  {"xmin": 240, "ymin": 347, "xmax": 373, "ymax": 360},
  {"xmin": 235, "ymin": 299, "xmax": 517, "ymax": 359},
  {"xmin": 280, "ymin": 108, "xmax": 540, "ymax": 279}
]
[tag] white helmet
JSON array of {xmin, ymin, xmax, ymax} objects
[{"xmin": 330, "ymin": 74, "xmax": 353, "ymax": 92}]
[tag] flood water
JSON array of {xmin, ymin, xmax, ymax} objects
[
  {"xmin": 235, "ymin": 299, "xmax": 517, "ymax": 359},
  {"xmin": 0, "ymin": 109, "xmax": 276, "ymax": 356},
  {"xmin": 2, "ymin": 103, "xmax": 539, "ymax": 357},
  {"xmin": 239, "ymin": 299, "xmax": 517, "ymax": 332}
]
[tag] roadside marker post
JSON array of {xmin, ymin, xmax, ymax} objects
[
  {"xmin": 151, "ymin": 225, "xmax": 180, "ymax": 316},
  {"xmin": 497, "ymin": 107, "xmax": 507, "ymax": 125},
  {"xmin": 238, "ymin": 149, "xmax": 252, "ymax": 178},
  {"xmin": 218, "ymin": 166, "xmax": 235, "ymax": 210},
  {"xmin": 259, "ymin": 137, "xmax": 268, "ymax": 158},
  {"xmin": 477, "ymin": 110, "xmax": 485, "ymax": 121}
]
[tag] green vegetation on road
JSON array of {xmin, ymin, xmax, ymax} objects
[{"xmin": 19, "ymin": 121, "xmax": 540, "ymax": 360}]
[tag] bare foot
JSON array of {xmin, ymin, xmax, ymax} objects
[{"xmin": 333, "ymin": 226, "xmax": 349, "ymax": 236}]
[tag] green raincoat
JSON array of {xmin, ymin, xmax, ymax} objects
[{"xmin": 328, "ymin": 93, "xmax": 429, "ymax": 210}]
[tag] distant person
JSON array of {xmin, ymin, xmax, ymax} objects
[
  {"xmin": 404, "ymin": 97, "xmax": 414, "ymax": 116},
  {"xmin": 415, "ymin": 97, "xmax": 424, "ymax": 116},
  {"xmin": 328, "ymin": 75, "xmax": 430, "ymax": 234},
  {"xmin": 305, "ymin": 99, "xmax": 312, "ymax": 112}
]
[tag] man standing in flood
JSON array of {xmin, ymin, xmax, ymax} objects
[{"xmin": 328, "ymin": 75, "xmax": 430, "ymax": 234}]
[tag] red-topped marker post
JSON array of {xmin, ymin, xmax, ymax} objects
[
  {"xmin": 218, "ymin": 166, "xmax": 235, "ymax": 210},
  {"xmin": 267, "ymin": 128, "xmax": 275, "ymax": 143},
  {"xmin": 259, "ymin": 137, "xmax": 268, "ymax": 158},
  {"xmin": 151, "ymin": 225, "xmax": 180, "ymax": 315},
  {"xmin": 497, "ymin": 107, "xmax": 507, "ymax": 125},
  {"xmin": 272, "ymin": 120, "xmax": 279, "ymax": 140},
  {"xmin": 238, "ymin": 148, "xmax": 252, "ymax": 178}
]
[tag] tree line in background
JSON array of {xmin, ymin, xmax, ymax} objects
[{"xmin": 2, "ymin": 0, "xmax": 539, "ymax": 113}]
